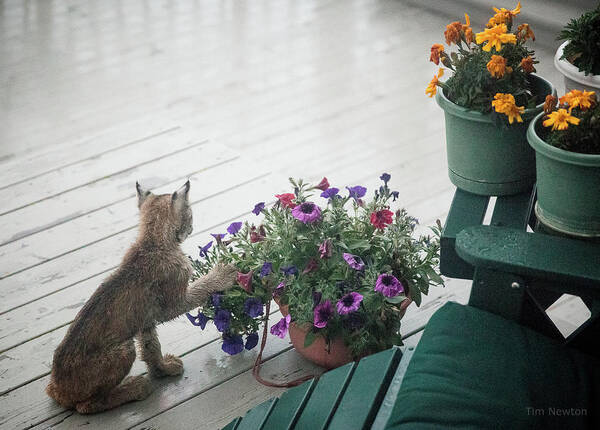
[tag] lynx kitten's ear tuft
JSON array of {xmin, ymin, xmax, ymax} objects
[
  {"xmin": 172, "ymin": 180, "xmax": 191, "ymax": 202},
  {"xmin": 136, "ymin": 181, "xmax": 151, "ymax": 208}
]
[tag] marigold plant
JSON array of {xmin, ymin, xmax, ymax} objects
[
  {"xmin": 540, "ymin": 89, "xmax": 599, "ymax": 154},
  {"xmin": 426, "ymin": 2, "xmax": 543, "ymax": 125},
  {"xmin": 186, "ymin": 175, "xmax": 443, "ymax": 358}
]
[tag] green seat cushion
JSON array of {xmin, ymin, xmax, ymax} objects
[{"xmin": 385, "ymin": 302, "xmax": 600, "ymax": 429}]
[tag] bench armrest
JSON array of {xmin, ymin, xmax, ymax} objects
[{"xmin": 456, "ymin": 226, "xmax": 600, "ymax": 295}]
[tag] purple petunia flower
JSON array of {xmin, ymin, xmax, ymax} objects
[
  {"xmin": 245, "ymin": 333, "xmax": 259, "ymax": 350},
  {"xmin": 252, "ymin": 202, "xmax": 265, "ymax": 215},
  {"xmin": 292, "ymin": 202, "xmax": 321, "ymax": 224},
  {"xmin": 320, "ymin": 187, "xmax": 340, "ymax": 199},
  {"xmin": 227, "ymin": 222, "xmax": 243, "ymax": 235},
  {"xmin": 280, "ymin": 265, "xmax": 298, "ymax": 276},
  {"xmin": 186, "ymin": 311, "xmax": 210, "ymax": 329},
  {"xmin": 343, "ymin": 253, "xmax": 365, "ymax": 271},
  {"xmin": 314, "ymin": 300, "xmax": 334, "ymax": 328},
  {"xmin": 222, "ymin": 334, "xmax": 244, "ymax": 355},
  {"xmin": 318, "ymin": 239, "xmax": 332, "ymax": 259},
  {"xmin": 260, "ymin": 262, "xmax": 273, "ymax": 278},
  {"xmin": 336, "ymin": 292, "xmax": 363, "ymax": 315},
  {"xmin": 244, "ymin": 297, "xmax": 264, "ymax": 318},
  {"xmin": 270, "ymin": 314, "xmax": 291, "ymax": 338},
  {"xmin": 214, "ymin": 309, "xmax": 231, "ymax": 332},
  {"xmin": 198, "ymin": 241, "xmax": 213, "ymax": 258},
  {"xmin": 380, "ymin": 173, "xmax": 391, "ymax": 185},
  {"xmin": 375, "ymin": 273, "xmax": 405, "ymax": 298},
  {"xmin": 212, "ymin": 293, "xmax": 223, "ymax": 308},
  {"xmin": 346, "ymin": 185, "xmax": 367, "ymax": 200},
  {"xmin": 273, "ymin": 282, "xmax": 285, "ymax": 298},
  {"xmin": 211, "ymin": 233, "xmax": 226, "ymax": 242},
  {"xmin": 391, "ymin": 191, "xmax": 399, "ymax": 202}
]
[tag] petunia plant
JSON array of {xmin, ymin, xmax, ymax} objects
[
  {"xmin": 426, "ymin": 2, "xmax": 543, "ymax": 126},
  {"xmin": 539, "ymin": 90, "xmax": 599, "ymax": 154},
  {"xmin": 186, "ymin": 174, "xmax": 443, "ymax": 360}
]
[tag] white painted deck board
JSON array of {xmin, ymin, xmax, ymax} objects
[{"xmin": 0, "ymin": 0, "xmax": 590, "ymax": 429}]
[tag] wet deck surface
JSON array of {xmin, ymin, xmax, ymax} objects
[{"xmin": 0, "ymin": 0, "xmax": 591, "ymax": 428}]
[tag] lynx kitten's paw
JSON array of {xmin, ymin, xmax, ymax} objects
[
  {"xmin": 210, "ymin": 264, "xmax": 238, "ymax": 291},
  {"xmin": 152, "ymin": 354, "xmax": 184, "ymax": 377}
]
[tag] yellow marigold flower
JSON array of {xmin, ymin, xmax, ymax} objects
[
  {"xmin": 487, "ymin": 55, "xmax": 508, "ymax": 78},
  {"xmin": 425, "ymin": 68, "xmax": 444, "ymax": 98},
  {"xmin": 520, "ymin": 56, "xmax": 536, "ymax": 73},
  {"xmin": 560, "ymin": 90, "xmax": 597, "ymax": 112},
  {"xmin": 517, "ymin": 23, "xmax": 535, "ymax": 42},
  {"xmin": 476, "ymin": 24, "xmax": 517, "ymax": 52},
  {"xmin": 543, "ymin": 109, "xmax": 580, "ymax": 131},
  {"xmin": 543, "ymin": 95, "xmax": 558, "ymax": 114},
  {"xmin": 487, "ymin": 2, "xmax": 522, "ymax": 27},
  {"xmin": 492, "ymin": 93, "xmax": 524, "ymax": 124},
  {"xmin": 445, "ymin": 21, "xmax": 462, "ymax": 45},
  {"xmin": 429, "ymin": 44, "xmax": 445, "ymax": 65}
]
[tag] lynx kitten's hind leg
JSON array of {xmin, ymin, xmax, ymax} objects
[
  {"xmin": 138, "ymin": 328, "xmax": 184, "ymax": 378},
  {"xmin": 75, "ymin": 375, "xmax": 152, "ymax": 414}
]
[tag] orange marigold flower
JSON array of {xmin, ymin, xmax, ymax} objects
[
  {"xmin": 492, "ymin": 93, "xmax": 524, "ymax": 124},
  {"xmin": 543, "ymin": 95, "xmax": 558, "ymax": 114},
  {"xmin": 543, "ymin": 109, "xmax": 580, "ymax": 131},
  {"xmin": 517, "ymin": 23, "xmax": 535, "ymax": 41},
  {"xmin": 444, "ymin": 21, "xmax": 462, "ymax": 45},
  {"xmin": 520, "ymin": 56, "xmax": 536, "ymax": 73},
  {"xmin": 425, "ymin": 68, "xmax": 444, "ymax": 98},
  {"xmin": 476, "ymin": 24, "xmax": 517, "ymax": 52},
  {"xmin": 560, "ymin": 90, "xmax": 597, "ymax": 112},
  {"xmin": 429, "ymin": 44, "xmax": 445, "ymax": 65},
  {"xmin": 463, "ymin": 14, "xmax": 474, "ymax": 44},
  {"xmin": 487, "ymin": 2, "xmax": 522, "ymax": 27},
  {"xmin": 487, "ymin": 55, "xmax": 508, "ymax": 78}
]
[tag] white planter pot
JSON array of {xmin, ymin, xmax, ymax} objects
[{"xmin": 554, "ymin": 41, "xmax": 600, "ymax": 93}]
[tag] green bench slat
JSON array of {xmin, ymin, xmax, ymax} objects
[
  {"xmin": 236, "ymin": 398, "xmax": 277, "ymax": 430},
  {"xmin": 440, "ymin": 189, "xmax": 489, "ymax": 279},
  {"xmin": 327, "ymin": 347, "xmax": 402, "ymax": 430},
  {"xmin": 371, "ymin": 345, "xmax": 418, "ymax": 430},
  {"xmin": 221, "ymin": 417, "xmax": 241, "ymax": 430},
  {"xmin": 261, "ymin": 379, "xmax": 317, "ymax": 430},
  {"xmin": 293, "ymin": 362, "xmax": 356, "ymax": 430},
  {"xmin": 456, "ymin": 226, "xmax": 600, "ymax": 294},
  {"xmin": 491, "ymin": 191, "xmax": 534, "ymax": 229}
]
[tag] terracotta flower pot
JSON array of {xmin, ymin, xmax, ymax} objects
[{"xmin": 275, "ymin": 297, "xmax": 413, "ymax": 370}]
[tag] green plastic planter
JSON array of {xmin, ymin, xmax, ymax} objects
[
  {"xmin": 436, "ymin": 74, "xmax": 555, "ymax": 196},
  {"xmin": 527, "ymin": 112, "xmax": 600, "ymax": 238}
]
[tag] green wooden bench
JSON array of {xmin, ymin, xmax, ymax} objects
[{"xmin": 223, "ymin": 187, "xmax": 600, "ymax": 429}]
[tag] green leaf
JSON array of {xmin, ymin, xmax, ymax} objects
[
  {"xmin": 304, "ymin": 330, "xmax": 317, "ymax": 348},
  {"xmin": 385, "ymin": 295, "xmax": 407, "ymax": 304},
  {"xmin": 411, "ymin": 286, "xmax": 422, "ymax": 307}
]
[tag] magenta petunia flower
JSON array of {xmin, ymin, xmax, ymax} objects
[
  {"xmin": 270, "ymin": 314, "xmax": 291, "ymax": 338},
  {"xmin": 375, "ymin": 273, "xmax": 404, "ymax": 297},
  {"xmin": 318, "ymin": 239, "xmax": 332, "ymax": 259},
  {"xmin": 336, "ymin": 292, "xmax": 363, "ymax": 314},
  {"xmin": 343, "ymin": 253, "xmax": 365, "ymax": 271},
  {"xmin": 237, "ymin": 271, "xmax": 253, "ymax": 293},
  {"xmin": 315, "ymin": 177, "xmax": 330, "ymax": 191},
  {"xmin": 292, "ymin": 202, "xmax": 321, "ymax": 224},
  {"xmin": 313, "ymin": 300, "xmax": 334, "ymax": 328}
]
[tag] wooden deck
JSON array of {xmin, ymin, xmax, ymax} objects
[{"xmin": 0, "ymin": 1, "xmax": 592, "ymax": 429}]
